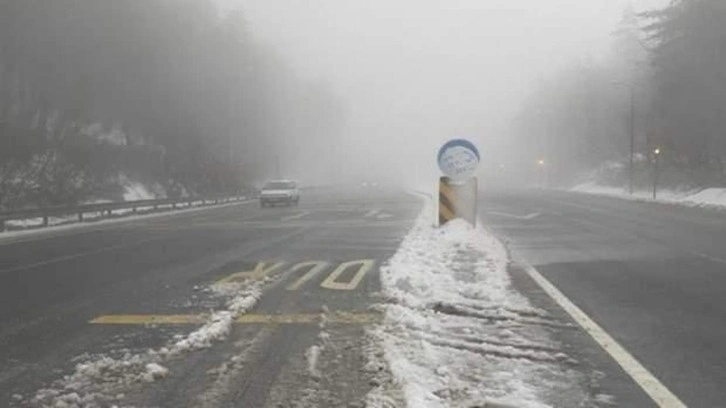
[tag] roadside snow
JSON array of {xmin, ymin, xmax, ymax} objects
[
  {"xmin": 367, "ymin": 202, "xmax": 588, "ymax": 408},
  {"xmin": 28, "ymin": 281, "xmax": 262, "ymax": 408},
  {"xmin": 571, "ymin": 182, "xmax": 726, "ymax": 210},
  {"xmin": 5, "ymin": 214, "xmax": 102, "ymax": 229},
  {"xmin": 122, "ymin": 181, "xmax": 157, "ymax": 201},
  {"xmin": 682, "ymin": 188, "xmax": 726, "ymax": 207}
]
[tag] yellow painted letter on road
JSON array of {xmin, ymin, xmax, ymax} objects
[
  {"xmin": 320, "ymin": 259, "xmax": 375, "ymax": 291},
  {"xmin": 216, "ymin": 261, "xmax": 285, "ymax": 284},
  {"xmin": 285, "ymin": 261, "xmax": 329, "ymax": 291}
]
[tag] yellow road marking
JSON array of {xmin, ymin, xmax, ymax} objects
[
  {"xmin": 237, "ymin": 313, "xmax": 319, "ymax": 324},
  {"xmin": 285, "ymin": 261, "xmax": 329, "ymax": 290},
  {"xmin": 320, "ymin": 259, "xmax": 375, "ymax": 290},
  {"xmin": 90, "ymin": 314, "xmax": 206, "ymax": 324},
  {"xmin": 216, "ymin": 261, "xmax": 285, "ymax": 284},
  {"xmin": 281, "ymin": 210, "xmax": 311, "ymax": 222},
  {"xmin": 326, "ymin": 311, "xmax": 380, "ymax": 324},
  {"xmin": 89, "ymin": 312, "xmax": 380, "ymax": 325}
]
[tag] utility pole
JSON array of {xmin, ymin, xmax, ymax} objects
[
  {"xmin": 275, "ymin": 156, "xmax": 281, "ymax": 179},
  {"xmin": 629, "ymin": 86, "xmax": 635, "ymax": 195},
  {"xmin": 612, "ymin": 80, "xmax": 635, "ymax": 195}
]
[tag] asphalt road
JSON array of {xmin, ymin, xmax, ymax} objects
[
  {"xmin": 0, "ymin": 186, "xmax": 420, "ymax": 407},
  {"xmin": 6, "ymin": 185, "xmax": 724, "ymax": 407},
  {"xmin": 481, "ymin": 189, "xmax": 726, "ymax": 408}
]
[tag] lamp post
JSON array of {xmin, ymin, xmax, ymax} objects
[
  {"xmin": 653, "ymin": 148, "xmax": 660, "ymax": 200},
  {"xmin": 612, "ymin": 81, "xmax": 635, "ymax": 195}
]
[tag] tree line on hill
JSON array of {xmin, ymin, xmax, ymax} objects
[
  {"xmin": 0, "ymin": 0, "xmax": 343, "ymax": 208},
  {"xmin": 512, "ymin": 0, "xmax": 726, "ymax": 189}
]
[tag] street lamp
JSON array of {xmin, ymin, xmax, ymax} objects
[
  {"xmin": 611, "ymin": 80, "xmax": 635, "ymax": 195},
  {"xmin": 652, "ymin": 147, "xmax": 660, "ymax": 200},
  {"xmin": 536, "ymin": 159, "xmax": 547, "ymax": 188}
]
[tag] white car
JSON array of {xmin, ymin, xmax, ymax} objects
[{"xmin": 259, "ymin": 180, "xmax": 300, "ymax": 207}]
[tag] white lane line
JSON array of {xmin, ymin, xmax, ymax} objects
[
  {"xmin": 281, "ymin": 210, "xmax": 311, "ymax": 222},
  {"xmin": 689, "ymin": 251, "xmax": 726, "ymax": 265},
  {"xmin": 0, "ymin": 200, "xmax": 254, "ymax": 247},
  {"xmin": 1, "ymin": 219, "xmax": 309, "ymax": 276},
  {"xmin": 487, "ymin": 211, "xmax": 541, "ymax": 220},
  {"xmin": 0, "ymin": 235, "xmax": 167, "ymax": 275},
  {"xmin": 539, "ymin": 196, "xmax": 618, "ymax": 217},
  {"xmin": 237, "ymin": 220, "xmax": 414, "ymax": 229},
  {"xmin": 292, "ymin": 244, "xmax": 397, "ymax": 251},
  {"xmin": 364, "ymin": 209, "xmax": 380, "ymax": 218},
  {"xmin": 520, "ymin": 261, "xmax": 686, "ymax": 408}
]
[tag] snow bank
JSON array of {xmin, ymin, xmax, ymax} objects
[
  {"xmin": 367, "ymin": 202, "xmax": 585, "ymax": 408},
  {"xmin": 682, "ymin": 188, "xmax": 726, "ymax": 207},
  {"xmin": 28, "ymin": 281, "xmax": 262, "ymax": 408},
  {"xmin": 571, "ymin": 182, "xmax": 726, "ymax": 210}
]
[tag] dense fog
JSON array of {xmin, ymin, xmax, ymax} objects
[
  {"xmin": 7, "ymin": 0, "xmax": 726, "ymax": 208},
  {"xmin": 238, "ymin": 0, "xmax": 674, "ymax": 189}
]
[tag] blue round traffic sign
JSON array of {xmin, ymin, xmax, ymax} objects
[{"xmin": 437, "ymin": 139, "xmax": 480, "ymax": 180}]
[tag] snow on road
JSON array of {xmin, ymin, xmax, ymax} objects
[
  {"xmin": 27, "ymin": 281, "xmax": 262, "ymax": 408},
  {"xmin": 367, "ymin": 202, "xmax": 593, "ymax": 408}
]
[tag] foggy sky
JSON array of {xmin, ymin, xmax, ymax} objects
[{"xmin": 229, "ymin": 0, "xmax": 665, "ymax": 187}]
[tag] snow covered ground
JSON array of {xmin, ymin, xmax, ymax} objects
[
  {"xmin": 366, "ymin": 201, "xmax": 593, "ymax": 408},
  {"xmin": 571, "ymin": 182, "xmax": 726, "ymax": 210}
]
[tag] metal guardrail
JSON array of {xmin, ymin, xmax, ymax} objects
[{"xmin": 0, "ymin": 194, "xmax": 250, "ymax": 232}]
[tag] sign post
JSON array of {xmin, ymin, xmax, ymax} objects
[{"xmin": 437, "ymin": 139, "xmax": 479, "ymax": 226}]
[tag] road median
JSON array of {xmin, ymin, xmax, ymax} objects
[{"xmin": 366, "ymin": 200, "xmax": 594, "ymax": 408}]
